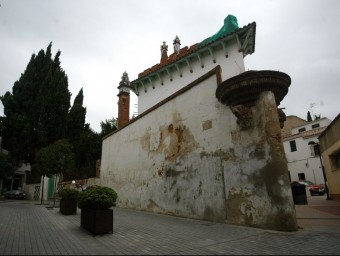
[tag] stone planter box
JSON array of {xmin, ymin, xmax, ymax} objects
[
  {"xmin": 59, "ymin": 199, "xmax": 77, "ymax": 215},
  {"xmin": 80, "ymin": 208, "xmax": 113, "ymax": 235}
]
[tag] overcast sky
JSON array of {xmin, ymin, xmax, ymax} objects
[{"xmin": 1, "ymin": 0, "xmax": 339, "ymax": 133}]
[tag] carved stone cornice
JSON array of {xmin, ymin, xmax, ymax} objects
[
  {"xmin": 216, "ymin": 70, "xmax": 291, "ymax": 107},
  {"xmin": 216, "ymin": 70, "xmax": 291, "ymax": 130}
]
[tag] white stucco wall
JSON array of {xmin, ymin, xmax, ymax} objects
[
  {"xmin": 136, "ymin": 39, "xmax": 245, "ymax": 114},
  {"xmin": 102, "ymin": 73, "xmax": 232, "ymax": 220},
  {"xmin": 291, "ymin": 118, "xmax": 331, "ymax": 135},
  {"xmin": 101, "ymin": 69, "xmax": 297, "ymax": 231}
]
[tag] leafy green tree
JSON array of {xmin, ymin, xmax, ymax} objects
[
  {"xmin": 37, "ymin": 49, "xmax": 71, "ymax": 144},
  {"xmin": 100, "ymin": 117, "xmax": 117, "ymax": 137},
  {"xmin": 66, "ymin": 88, "xmax": 86, "ymax": 143},
  {"xmin": 0, "ymin": 42, "xmax": 70, "ymax": 163},
  {"xmin": 314, "ymin": 114, "xmax": 321, "ymax": 120},
  {"xmin": 65, "ymin": 88, "xmax": 102, "ymax": 180},
  {"xmin": 33, "ymin": 139, "xmax": 75, "ymax": 179},
  {"xmin": 1, "ymin": 43, "xmax": 104, "ymax": 183},
  {"xmin": 72, "ymin": 124, "xmax": 102, "ymax": 180}
]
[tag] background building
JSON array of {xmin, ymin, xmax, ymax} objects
[
  {"xmin": 318, "ymin": 113, "xmax": 340, "ymax": 201},
  {"xmin": 282, "ymin": 117, "xmax": 331, "ymax": 184},
  {"xmin": 0, "ymin": 136, "xmax": 31, "ymax": 194}
]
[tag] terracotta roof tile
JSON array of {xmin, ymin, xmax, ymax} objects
[
  {"xmin": 137, "ymin": 43, "xmax": 199, "ymax": 78},
  {"xmin": 135, "ymin": 22, "xmax": 255, "ymax": 80}
]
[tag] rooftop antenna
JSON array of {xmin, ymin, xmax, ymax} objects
[{"xmin": 310, "ymin": 102, "xmax": 317, "ymax": 117}]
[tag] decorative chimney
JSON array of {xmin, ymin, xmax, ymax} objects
[
  {"xmin": 117, "ymin": 71, "xmax": 130, "ymax": 128},
  {"xmin": 160, "ymin": 41, "xmax": 168, "ymax": 64},
  {"xmin": 173, "ymin": 35, "xmax": 181, "ymax": 55}
]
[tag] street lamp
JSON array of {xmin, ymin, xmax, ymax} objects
[{"xmin": 308, "ymin": 141, "xmax": 331, "ymax": 200}]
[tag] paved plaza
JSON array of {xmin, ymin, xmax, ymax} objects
[{"xmin": 0, "ymin": 195, "xmax": 340, "ymax": 255}]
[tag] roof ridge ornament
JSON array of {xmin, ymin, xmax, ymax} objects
[
  {"xmin": 173, "ymin": 35, "xmax": 181, "ymax": 55},
  {"xmin": 118, "ymin": 71, "xmax": 131, "ymax": 93},
  {"xmin": 161, "ymin": 41, "xmax": 168, "ymax": 52},
  {"xmin": 160, "ymin": 41, "xmax": 168, "ymax": 64},
  {"xmin": 120, "ymin": 71, "xmax": 130, "ymax": 86}
]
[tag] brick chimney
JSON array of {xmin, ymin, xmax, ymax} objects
[
  {"xmin": 117, "ymin": 71, "xmax": 130, "ymax": 128},
  {"xmin": 160, "ymin": 41, "xmax": 168, "ymax": 64}
]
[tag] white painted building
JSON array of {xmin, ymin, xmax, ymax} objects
[
  {"xmin": 283, "ymin": 117, "xmax": 332, "ymax": 184},
  {"xmin": 130, "ymin": 15, "xmax": 251, "ymax": 114},
  {"xmin": 132, "ymin": 41, "xmax": 246, "ymax": 114},
  {"xmin": 100, "ymin": 14, "xmax": 298, "ymax": 232}
]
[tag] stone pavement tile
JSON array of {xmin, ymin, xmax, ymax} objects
[
  {"xmin": 309, "ymin": 205, "xmax": 340, "ymax": 216},
  {"xmin": 295, "ymin": 196, "xmax": 340, "ymax": 233},
  {"xmin": 1, "ymin": 199, "xmax": 340, "ymax": 255}
]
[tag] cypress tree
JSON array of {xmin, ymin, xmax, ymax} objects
[
  {"xmin": 0, "ymin": 42, "xmax": 70, "ymax": 169},
  {"xmin": 66, "ymin": 88, "xmax": 86, "ymax": 143},
  {"xmin": 307, "ymin": 111, "xmax": 312, "ymax": 122},
  {"xmin": 1, "ymin": 42, "xmax": 102, "ymax": 182}
]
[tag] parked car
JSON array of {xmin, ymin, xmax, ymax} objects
[
  {"xmin": 3, "ymin": 189, "xmax": 26, "ymax": 200},
  {"xmin": 293, "ymin": 180, "xmax": 325, "ymax": 196}
]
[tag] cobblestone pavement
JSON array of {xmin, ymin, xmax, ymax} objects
[{"xmin": 0, "ymin": 195, "xmax": 340, "ymax": 255}]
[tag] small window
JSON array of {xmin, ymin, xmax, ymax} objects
[
  {"xmin": 311, "ymin": 123, "xmax": 320, "ymax": 129},
  {"xmin": 290, "ymin": 140, "xmax": 297, "ymax": 152},
  {"xmin": 335, "ymin": 154, "xmax": 340, "ymax": 169},
  {"xmin": 313, "ymin": 145, "xmax": 320, "ymax": 156},
  {"xmin": 298, "ymin": 128, "xmax": 306, "ymax": 132},
  {"xmin": 298, "ymin": 173, "xmax": 306, "ymax": 181},
  {"xmin": 310, "ymin": 144, "xmax": 320, "ymax": 157},
  {"xmin": 330, "ymin": 153, "xmax": 340, "ymax": 170}
]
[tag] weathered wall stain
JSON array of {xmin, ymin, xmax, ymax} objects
[
  {"xmin": 202, "ymin": 120, "xmax": 212, "ymax": 130},
  {"xmin": 141, "ymin": 114, "xmax": 198, "ymax": 162},
  {"xmin": 101, "ymin": 70, "xmax": 297, "ymax": 232},
  {"xmin": 200, "ymin": 148, "xmax": 237, "ymax": 162},
  {"xmin": 165, "ymin": 167, "xmax": 181, "ymax": 178}
]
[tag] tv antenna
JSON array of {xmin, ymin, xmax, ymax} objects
[{"xmin": 310, "ymin": 102, "xmax": 317, "ymax": 117}]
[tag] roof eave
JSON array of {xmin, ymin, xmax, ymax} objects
[{"xmin": 130, "ymin": 22, "xmax": 256, "ymax": 95}]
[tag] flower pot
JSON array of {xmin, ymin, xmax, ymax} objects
[
  {"xmin": 60, "ymin": 199, "xmax": 77, "ymax": 215},
  {"xmin": 80, "ymin": 208, "xmax": 113, "ymax": 235}
]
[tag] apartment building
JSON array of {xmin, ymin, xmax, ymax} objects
[{"xmin": 283, "ymin": 116, "xmax": 331, "ymax": 184}]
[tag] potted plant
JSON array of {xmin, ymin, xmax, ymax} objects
[
  {"xmin": 59, "ymin": 188, "xmax": 79, "ymax": 215},
  {"xmin": 78, "ymin": 185, "xmax": 118, "ymax": 235}
]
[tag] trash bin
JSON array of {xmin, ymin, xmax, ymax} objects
[{"xmin": 291, "ymin": 182, "xmax": 308, "ymax": 205}]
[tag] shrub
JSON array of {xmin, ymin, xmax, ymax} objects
[
  {"xmin": 77, "ymin": 186, "xmax": 117, "ymax": 210},
  {"xmin": 58, "ymin": 188, "xmax": 79, "ymax": 200}
]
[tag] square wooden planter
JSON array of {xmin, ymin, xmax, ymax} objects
[
  {"xmin": 80, "ymin": 208, "xmax": 113, "ymax": 235},
  {"xmin": 60, "ymin": 199, "xmax": 77, "ymax": 215}
]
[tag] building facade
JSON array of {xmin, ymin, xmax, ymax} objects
[
  {"xmin": 282, "ymin": 117, "xmax": 332, "ymax": 184},
  {"xmin": 318, "ymin": 114, "xmax": 340, "ymax": 201},
  {"xmin": 0, "ymin": 136, "xmax": 31, "ymax": 194},
  {"xmin": 100, "ymin": 15, "xmax": 298, "ymax": 232}
]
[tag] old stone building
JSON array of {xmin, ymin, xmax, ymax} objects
[{"xmin": 100, "ymin": 15, "xmax": 298, "ymax": 232}]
